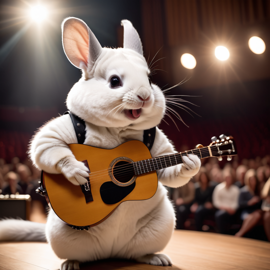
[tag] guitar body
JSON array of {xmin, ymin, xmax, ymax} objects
[{"xmin": 42, "ymin": 140, "xmax": 158, "ymax": 227}]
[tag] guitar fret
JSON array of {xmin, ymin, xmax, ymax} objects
[
  {"xmin": 159, "ymin": 157, "xmax": 162, "ymax": 168},
  {"xmin": 151, "ymin": 159, "xmax": 156, "ymax": 171},
  {"xmin": 141, "ymin": 160, "xmax": 144, "ymax": 173},
  {"xmin": 169, "ymin": 156, "xmax": 172, "ymax": 166},
  {"xmin": 164, "ymin": 156, "xmax": 168, "ymax": 167},
  {"xmin": 154, "ymin": 158, "xmax": 159, "ymax": 170},
  {"xmin": 143, "ymin": 160, "xmax": 146, "ymax": 173},
  {"xmin": 144, "ymin": 160, "xmax": 148, "ymax": 172},
  {"xmin": 198, "ymin": 149, "xmax": 202, "ymax": 159},
  {"xmin": 146, "ymin": 160, "xmax": 150, "ymax": 172},
  {"xmin": 138, "ymin": 162, "xmax": 141, "ymax": 175},
  {"xmin": 134, "ymin": 162, "xmax": 138, "ymax": 175},
  {"xmin": 174, "ymin": 154, "xmax": 177, "ymax": 165},
  {"xmin": 148, "ymin": 159, "xmax": 152, "ymax": 172}
]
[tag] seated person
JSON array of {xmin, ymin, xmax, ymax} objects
[
  {"xmin": 17, "ymin": 164, "xmax": 32, "ymax": 194},
  {"xmin": 257, "ymin": 166, "xmax": 267, "ymax": 193},
  {"xmin": 259, "ymin": 178, "xmax": 270, "ymax": 241},
  {"xmin": 190, "ymin": 167, "xmax": 215, "ymax": 231},
  {"xmin": 0, "ymin": 172, "xmax": 4, "ymax": 192},
  {"xmin": 213, "ymin": 168, "xmax": 239, "ymax": 234},
  {"xmin": 173, "ymin": 181, "xmax": 195, "ymax": 229},
  {"xmin": 235, "ymin": 169, "xmax": 262, "ymax": 237},
  {"xmin": 235, "ymin": 165, "xmax": 247, "ymax": 188},
  {"xmin": 2, "ymin": 171, "xmax": 23, "ymax": 195}
]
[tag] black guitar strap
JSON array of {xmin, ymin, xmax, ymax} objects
[
  {"xmin": 65, "ymin": 111, "xmax": 156, "ymax": 151},
  {"xmin": 64, "ymin": 111, "xmax": 86, "ymax": 144}
]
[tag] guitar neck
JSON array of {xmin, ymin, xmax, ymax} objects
[{"xmin": 133, "ymin": 145, "xmax": 216, "ymax": 176}]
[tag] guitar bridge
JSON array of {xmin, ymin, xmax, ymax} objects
[{"xmin": 80, "ymin": 160, "xmax": 93, "ymax": 203}]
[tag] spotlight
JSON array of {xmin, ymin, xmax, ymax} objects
[
  {"xmin": 249, "ymin": 36, "xmax": 265, "ymax": 54},
  {"xmin": 180, "ymin": 53, "xmax": 196, "ymax": 69},
  {"xmin": 215, "ymin": 46, "xmax": 230, "ymax": 61},
  {"xmin": 29, "ymin": 5, "xmax": 48, "ymax": 23}
]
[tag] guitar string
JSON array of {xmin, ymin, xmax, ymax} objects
[
  {"xmin": 81, "ymin": 147, "xmax": 216, "ymax": 179},
  {"xmin": 83, "ymin": 145, "xmax": 218, "ymax": 177},
  {"xmin": 87, "ymin": 150, "xmax": 223, "ymax": 189},
  {"xmin": 74, "ymin": 148, "xmax": 222, "ymax": 184},
  {"xmin": 79, "ymin": 156, "xmax": 223, "ymax": 187},
  {"xmin": 81, "ymin": 147, "xmax": 219, "ymax": 180}
]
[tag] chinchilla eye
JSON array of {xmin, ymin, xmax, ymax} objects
[{"xmin": 110, "ymin": 76, "xmax": 122, "ymax": 88}]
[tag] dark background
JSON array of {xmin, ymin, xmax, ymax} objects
[{"xmin": 0, "ymin": 0, "xmax": 270, "ymax": 161}]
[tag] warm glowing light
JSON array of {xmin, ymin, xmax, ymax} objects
[
  {"xmin": 180, "ymin": 53, "xmax": 196, "ymax": 69},
  {"xmin": 215, "ymin": 46, "xmax": 230, "ymax": 61},
  {"xmin": 29, "ymin": 5, "xmax": 48, "ymax": 22},
  {"xmin": 249, "ymin": 36, "xmax": 265, "ymax": 54}
]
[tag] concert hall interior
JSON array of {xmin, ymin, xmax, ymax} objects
[{"xmin": 0, "ymin": 1, "xmax": 270, "ymax": 270}]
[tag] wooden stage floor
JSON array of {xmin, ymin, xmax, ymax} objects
[{"xmin": 0, "ymin": 230, "xmax": 269, "ymax": 270}]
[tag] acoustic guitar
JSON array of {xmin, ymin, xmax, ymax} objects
[{"xmin": 41, "ymin": 134, "xmax": 237, "ymax": 227}]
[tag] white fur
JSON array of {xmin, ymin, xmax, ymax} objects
[
  {"xmin": 0, "ymin": 18, "xmax": 201, "ymax": 269},
  {"xmin": 0, "ymin": 220, "xmax": 46, "ymax": 242}
]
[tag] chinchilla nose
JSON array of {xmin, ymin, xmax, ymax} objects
[{"xmin": 138, "ymin": 95, "xmax": 150, "ymax": 102}]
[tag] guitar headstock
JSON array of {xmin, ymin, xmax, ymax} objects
[{"xmin": 210, "ymin": 134, "xmax": 237, "ymax": 161}]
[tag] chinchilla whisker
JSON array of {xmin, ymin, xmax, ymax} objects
[
  {"xmin": 148, "ymin": 47, "xmax": 163, "ymax": 69},
  {"xmin": 162, "ymin": 117, "xmax": 170, "ymax": 126},
  {"xmin": 150, "ymin": 67, "xmax": 168, "ymax": 74},
  {"xmin": 164, "ymin": 111, "xmax": 180, "ymax": 131},
  {"xmin": 165, "ymin": 97, "xmax": 199, "ymax": 107},
  {"xmin": 162, "ymin": 77, "xmax": 191, "ymax": 93},
  {"xmin": 167, "ymin": 102, "xmax": 196, "ymax": 118},
  {"xmin": 167, "ymin": 94, "xmax": 201, "ymax": 98},
  {"xmin": 166, "ymin": 106, "xmax": 186, "ymax": 127},
  {"xmin": 166, "ymin": 106, "xmax": 188, "ymax": 127},
  {"xmin": 149, "ymin": 57, "xmax": 166, "ymax": 70},
  {"xmin": 113, "ymin": 103, "xmax": 125, "ymax": 116},
  {"xmin": 106, "ymin": 103, "xmax": 124, "ymax": 118},
  {"xmin": 166, "ymin": 100, "xmax": 201, "ymax": 117}
]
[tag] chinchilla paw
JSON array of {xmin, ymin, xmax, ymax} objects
[
  {"xmin": 182, "ymin": 154, "xmax": 201, "ymax": 177},
  {"xmin": 136, "ymin": 253, "xmax": 172, "ymax": 266},
  {"xmin": 57, "ymin": 157, "xmax": 89, "ymax": 185},
  {"xmin": 61, "ymin": 260, "xmax": 80, "ymax": 270}
]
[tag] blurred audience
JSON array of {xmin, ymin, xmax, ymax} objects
[
  {"xmin": 17, "ymin": 164, "xmax": 32, "ymax": 194},
  {"xmin": 213, "ymin": 168, "xmax": 239, "ymax": 234},
  {"xmin": 2, "ymin": 171, "xmax": 23, "ymax": 195},
  {"xmin": 257, "ymin": 166, "xmax": 267, "ymax": 192},
  {"xmin": 235, "ymin": 169, "xmax": 262, "ymax": 237},
  {"xmin": 235, "ymin": 165, "xmax": 248, "ymax": 188},
  {"xmin": 261, "ymin": 178, "xmax": 270, "ymax": 241},
  {"xmin": 174, "ymin": 181, "xmax": 195, "ymax": 229},
  {"xmin": 0, "ymin": 172, "xmax": 4, "ymax": 191},
  {"xmin": 191, "ymin": 168, "xmax": 214, "ymax": 231}
]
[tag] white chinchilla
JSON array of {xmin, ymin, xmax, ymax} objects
[{"xmin": 0, "ymin": 18, "xmax": 201, "ymax": 269}]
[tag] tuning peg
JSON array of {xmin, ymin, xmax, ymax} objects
[
  {"xmin": 218, "ymin": 156, "xmax": 223, "ymax": 161},
  {"xmin": 211, "ymin": 136, "xmax": 218, "ymax": 142},
  {"xmin": 219, "ymin": 134, "xmax": 226, "ymax": 140},
  {"xmin": 227, "ymin": 155, "xmax": 232, "ymax": 161}
]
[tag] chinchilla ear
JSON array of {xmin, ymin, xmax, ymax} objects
[
  {"xmin": 121, "ymin": 20, "xmax": 143, "ymax": 56},
  {"xmin": 62, "ymin": 17, "xmax": 102, "ymax": 70}
]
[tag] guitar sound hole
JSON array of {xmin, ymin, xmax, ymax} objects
[{"xmin": 113, "ymin": 161, "xmax": 134, "ymax": 183}]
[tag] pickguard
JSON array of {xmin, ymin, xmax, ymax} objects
[{"xmin": 100, "ymin": 181, "xmax": 136, "ymax": 205}]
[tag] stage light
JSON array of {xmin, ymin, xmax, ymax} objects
[
  {"xmin": 29, "ymin": 5, "xmax": 48, "ymax": 23},
  {"xmin": 180, "ymin": 53, "xmax": 196, "ymax": 69},
  {"xmin": 249, "ymin": 36, "xmax": 265, "ymax": 54},
  {"xmin": 215, "ymin": 46, "xmax": 230, "ymax": 61}
]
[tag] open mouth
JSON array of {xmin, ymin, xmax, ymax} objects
[{"xmin": 124, "ymin": 109, "xmax": 142, "ymax": 120}]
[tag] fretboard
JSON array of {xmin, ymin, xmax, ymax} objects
[{"xmin": 133, "ymin": 146, "xmax": 217, "ymax": 176}]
